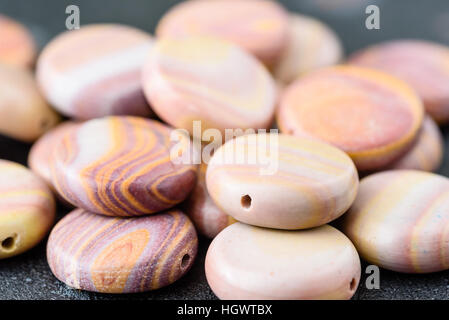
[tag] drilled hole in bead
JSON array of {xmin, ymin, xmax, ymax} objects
[
  {"xmin": 1, "ymin": 235, "xmax": 17, "ymax": 251},
  {"xmin": 40, "ymin": 118, "xmax": 50, "ymax": 130},
  {"xmin": 241, "ymin": 195, "xmax": 252, "ymax": 210},
  {"xmin": 349, "ymin": 278, "xmax": 357, "ymax": 291},
  {"xmin": 181, "ymin": 254, "xmax": 191, "ymax": 269}
]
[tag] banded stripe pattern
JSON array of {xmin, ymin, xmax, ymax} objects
[
  {"xmin": 47, "ymin": 208, "xmax": 198, "ymax": 293},
  {"xmin": 37, "ymin": 24, "xmax": 154, "ymax": 119},
  {"xmin": 206, "ymin": 133, "xmax": 359, "ymax": 230},
  {"xmin": 142, "ymin": 36, "xmax": 277, "ymax": 135},
  {"xmin": 51, "ymin": 116, "xmax": 198, "ymax": 216},
  {"xmin": 340, "ymin": 170, "xmax": 449, "ymax": 273},
  {"xmin": 0, "ymin": 160, "xmax": 55, "ymax": 259},
  {"xmin": 0, "ymin": 14, "xmax": 36, "ymax": 68},
  {"xmin": 277, "ymin": 65, "xmax": 424, "ymax": 170},
  {"xmin": 156, "ymin": 0, "xmax": 289, "ymax": 66}
]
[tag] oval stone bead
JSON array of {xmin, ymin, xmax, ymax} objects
[
  {"xmin": 28, "ymin": 121, "xmax": 81, "ymax": 192},
  {"xmin": 142, "ymin": 37, "xmax": 277, "ymax": 135},
  {"xmin": 277, "ymin": 66, "xmax": 424, "ymax": 171},
  {"xmin": 349, "ymin": 40, "xmax": 449, "ymax": 123},
  {"xmin": 156, "ymin": 0, "xmax": 289, "ymax": 66},
  {"xmin": 51, "ymin": 116, "xmax": 198, "ymax": 216},
  {"xmin": 383, "ymin": 116, "xmax": 443, "ymax": 172},
  {"xmin": 340, "ymin": 170, "xmax": 449, "ymax": 273},
  {"xmin": 274, "ymin": 14, "xmax": 343, "ymax": 85},
  {"xmin": 47, "ymin": 208, "xmax": 198, "ymax": 293},
  {"xmin": 206, "ymin": 223, "xmax": 361, "ymax": 300},
  {"xmin": 183, "ymin": 163, "xmax": 235, "ymax": 239},
  {"xmin": 0, "ymin": 160, "xmax": 55, "ymax": 259},
  {"xmin": 0, "ymin": 64, "xmax": 60, "ymax": 142},
  {"xmin": 36, "ymin": 24, "xmax": 154, "ymax": 120},
  {"xmin": 206, "ymin": 133, "xmax": 358, "ymax": 230},
  {"xmin": 0, "ymin": 15, "xmax": 36, "ymax": 68}
]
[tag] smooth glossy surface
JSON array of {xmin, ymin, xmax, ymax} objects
[
  {"xmin": 142, "ymin": 36, "xmax": 277, "ymax": 135},
  {"xmin": 384, "ymin": 116, "xmax": 443, "ymax": 172},
  {"xmin": 51, "ymin": 116, "xmax": 198, "ymax": 216},
  {"xmin": 278, "ymin": 65, "xmax": 424, "ymax": 170},
  {"xmin": 47, "ymin": 208, "xmax": 198, "ymax": 293},
  {"xmin": 206, "ymin": 133, "xmax": 358, "ymax": 230},
  {"xmin": 206, "ymin": 223, "xmax": 361, "ymax": 300},
  {"xmin": 37, "ymin": 24, "xmax": 154, "ymax": 119},
  {"xmin": 0, "ymin": 15, "xmax": 36, "ymax": 68},
  {"xmin": 0, "ymin": 64, "xmax": 60, "ymax": 142},
  {"xmin": 183, "ymin": 163, "xmax": 235, "ymax": 239},
  {"xmin": 156, "ymin": 0, "xmax": 289, "ymax": 66},
  {"xmin": 340, "ymin": 170, "xmax": 449, "ymax": 273},
  {"xmin": 28, "ymin": 121, "xmax": 81, "ymax": 192},
  {"xmin": 0, "ymin": 160, "xmax": 55, "ymax": 259},
  {"xmin": 274, "ymin": 13, "xmax": 343, "ymax": 85},
  {"xmin": 349, "ymin": 40, "xmax": 449, "ymax": 123}
]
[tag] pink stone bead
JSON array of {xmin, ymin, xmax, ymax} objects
[
  {"xmin": 206, "ymin": 223, "xmax": 361, "ymax": 300},
  {"xmin": 183, "ymin": 163, "xmax": 235, "ymax": 239},
  {"xmin": 383, "ymin": 116, "xmax": 443, "ymax": 172},
  {"xmin": 156, "ymin": 0, "xmax": 290, "ymax": 67},
  {"xmin": 36, "ymin": 24, "xmax": 154, "ymax": 120},
  {"xmin": 142, "ymin": 36, "xmax": 277, "ymax": 135},
  {"xmin": 0, "ymin": 14, "xmax": 36, "ymax": 68},
  {"xmin": 349, "ymin": 40, "xmax": 449, "ymax": 124}
]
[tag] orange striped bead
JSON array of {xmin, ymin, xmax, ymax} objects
[
  {"xmin": 51, "ymin": 116, "xmax": 198, "ymax": 216},
  {"xmin": 340, "ymin": 170, "xmax": 449, "ymax": 273},
  {"xmin": 0, "ymin": 160, "xmax": 55, "ymax": 259},
  {"xmin": 47, "ymin": 208, "xmax": 198, "ymax": 293},
  {"xmin": 0, "ymin": 14, "xmax": 36, "ymax": 68},
  {"xmin": 277, "ymin": 65, "xmax": 424, "ymax": 171}
]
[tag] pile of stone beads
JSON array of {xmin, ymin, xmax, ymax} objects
[
  {"xmin": 37, "ymin": 24, "xmax": 154, "ymax": 119},
  {"xmin": 204, "ymin": 133, "xmax": 362, "ymax": 299},
  {"xmin": 0, "ymin": 160, "xmax": 55, "ymax": 259}
]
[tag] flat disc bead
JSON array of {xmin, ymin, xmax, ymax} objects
[
  {"xmin": 206, "ymin": 133, "xmax": 358, "ymax": 230},
  {"xmin": 28, "ymin": 121, "xmax": 81, "ymax": 193},
  {"xmin": 0, "ymin": 64, "xmax": 61, "ymax": 142},
  {"xmin": 383, "ymin": 116, "xmax": 443, "ymax": 172},
  {"xmin": 0, "ymin": 160, "xmax": 55, "ymax": 259},
  {"xmin": 156, "ymin": 0, "xmax": 289, "ymax": 66},
  {"xmin": 206, "ymin": 223, "xmax": 361, "ymax": 300},
  {"xmin": 349, "ymin": 40, "xmax": 449, "ymax": 124},
  {"xmin": 36, "ymin": 24, "xmax": 154, "ymax": 120},
  {"xmin": 51, "ymin": 116, "xmax": 198, "ymax": 217},
  {"xmin": 274, "ymin": 13, "xmax": 344, "ymax": 85},
  {"xmin": 340, "ymin": 170, "xmax": 449, "ymax": 273},
  {"xmin": 183, "ymin": 163, "xmax": 235, "ymax": 239},
  {"xmin": 47, "ymin": 208, "xmax": 198, "ymax": 293},
  {"xmin": 142, "ymin": 36, "xmax": 277, "ymax": 135},
  {"xmin": 277, "ymin": 66, "xmax": 424, "ymax": 171},
  {"xmin": 0, "ymin": 15, "xmax": 36, "ymax": 68}
]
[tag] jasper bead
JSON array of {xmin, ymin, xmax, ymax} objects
[
  {"xmin": 28, "ymin": 121, "xmax": 81, "ymax": 192},
  {"xmin": 274, "ymin": 14, "xmax": 344, "ymax": 85},
  {"xmin": 0, "ymin": 64, "xmax": 60, "ymax": 142},
  {"xmin": 156, "ymin": 0, "xmax": 289, "ymax": 66},
  {"xmin": 277, "ymin": 66, "xmax": 424, "ymax": 171},
  {"xmin": 0, "ymin": 15, "xmax": 36, "ymax": 68},
  {"xmin": 36, "ymin": 24, "xmax": 154, "ymax": 120},
  {"xmin": 183, "ymin": 163, "xmax": 235, "ymax": 239},
  {"xmin": 206, "ymin": 133, "xmax": 358, "ymax": 230},
  {"xmin": 206, "ymin": 223, "xmax": 361, "ymax": 300},
  {"xmin": 349, "ymin": 40, "xmax": 449, "ymax": 123},
  {"xmin": 47, "ymin": 208, "xmax": 198, "ymax": 293},
  {"xmin": 383, "ymin": 116, "xmax": 443, "ymax": 172},
  {"xmin": 51, "ymin": 116, "xmax": 198, "ymax": 216},
  {"xmin": 340, "ymin": 170, "xmax": 449, "ymax": 273},
  {"xmin": 142, "ymin": 37, "xmax": 277, "ymax": 135},
  {"xmin": 0, "ymin": 160, "xmax": 55, "ymax": 259}
]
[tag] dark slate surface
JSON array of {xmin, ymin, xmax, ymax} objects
[{"xmin": 1, "ymin": 0, "xmax": 449, "ymax": 300}]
